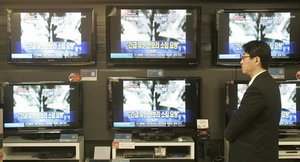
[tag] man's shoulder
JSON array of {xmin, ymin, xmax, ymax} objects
[{"xmin": 255, "ymin": 72, "xmax": 274, "ymax": 82}]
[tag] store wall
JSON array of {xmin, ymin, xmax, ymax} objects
[{"xmin": 0, "ymin": 0, "xmax": 299, "ymax": 141}]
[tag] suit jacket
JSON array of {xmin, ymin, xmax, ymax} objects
[{"xmin": 224, "ymin": 71, "xmax": 281, "ymax": 162}]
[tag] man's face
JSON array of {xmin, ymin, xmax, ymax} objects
[{"xmin": 240, "ymin": 53, "xmax": 257, "ymax": 77}]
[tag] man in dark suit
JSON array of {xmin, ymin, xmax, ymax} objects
[{"xmin": 224, "ymin": 40, "xmax": 281, "ymax": 162}]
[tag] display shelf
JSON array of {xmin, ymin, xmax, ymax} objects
[
  {"xmin": 279, "ymin": 136, "xmax": 300, "ymax": 159},
  {"xmin": 3, "ymin": 136, "xmax": 84, "ymax": 161},
  {"xmin": 112, "ymin": 136, "xmax": 194, "ymax": 160}
]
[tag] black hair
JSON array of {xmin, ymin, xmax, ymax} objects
[{"xmin": 242, "ymin": 40, "xmax": 272, "ymax": 69}]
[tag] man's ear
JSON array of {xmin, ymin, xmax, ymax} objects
[{"xmin": 255, "ymin": 56, "xmax": 261, "ymax": 65}]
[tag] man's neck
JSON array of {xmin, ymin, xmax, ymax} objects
[{"xmin": 250, "ymin": 68, "xmax": 266, "ymax": 78}]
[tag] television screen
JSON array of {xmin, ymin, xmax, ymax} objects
[
  {"xmin": 108, "ymin": 77, "xmax": 201, "ymax": 130},
  {"xmin": 216, "ymin": 9, "xmax": 300, "ymax": 66},
  {"xmin": 106, "ymin": 6, "xmax": 201, "ymax": 66},
  {"xmin": 226, "ymin": 80, "xmax": 300, "ymax": 131},
  {"xmin": 278, "ymin": 81, "xmax": 298, "ymax": 127},
  {"xmin": 3, "ymin": 81, "xmax": 83, "ymax": 138},
  {"xmin": 236, "ymin": 83, "xmax": 248, "ymax": 109},
  {"xmin": 7, "ymin": 8, "xmax": 96, "ymax": 65}
]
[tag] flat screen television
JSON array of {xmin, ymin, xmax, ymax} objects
[
  {"xmin": 7, "ymin": 8, "xmax": 96, "ymax": 65},
  {"xmin": 106, "ymin": 6, "xmax": 201, "ymax": 66},
  {"xmin": 226, "ymin": 80, "xmax": 300, "ymax": 133},
  {"xmin": 3, "ymin": 81, "xmax": 83, "ymax": 139},
  {"xmin": 107, "ymin": 77, "xmax": 201, "ymax": 131},
  {"xmin": 215, "ymin": 9, "xmax": 300, "ymax": 66}
]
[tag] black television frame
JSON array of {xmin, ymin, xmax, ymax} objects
[
  {"xmin": 106, "ymin": 5, "xmax": 202, "ymax": 66},
  {"xmin": 7, "ymin": 8, "xmax": 96, "ymax": 66},
  {"xmin": 3, "ymin": 81, "xmax": 83, "ymax": 138},
  {"xmin": 107, "ymin": 77, "xmax": 201, "ymax": 133},
  {"xmin": 215, "ymin": 8, "xmax": 300, "ymax": 66}
]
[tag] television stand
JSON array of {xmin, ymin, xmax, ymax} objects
[
  {"xmin": 3, "ymin": 136, "xmax": 84, "ymax": 161},
  {"xmin": 21, "ymin": 133, "xmax": 61, "ymax": 140},
  {"xmin": 112, "ymin": 136, "xmax": 195, "ymax": 160},
  {"xmin": 279, "ymin": 136, "xmax": 300, "ymax": 159}
]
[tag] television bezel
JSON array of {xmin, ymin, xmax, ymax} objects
[
  {"xmin": 3, "ymin": 81, "xmax": 83, "ymax": 137},
  {"xmin": 107, "ymin": 77, "xmax": 201, "ymax": 131},
  {"xmin": 7, "ymin": 8, "xmax": 96, "ymax": 66},
  {"xmin": 215, "ymin": 8, "xmax": 300, "ymax": 66},
  {"xmin": 105, "ymin": 5, "xmax": 202, "ymax": 66}
]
